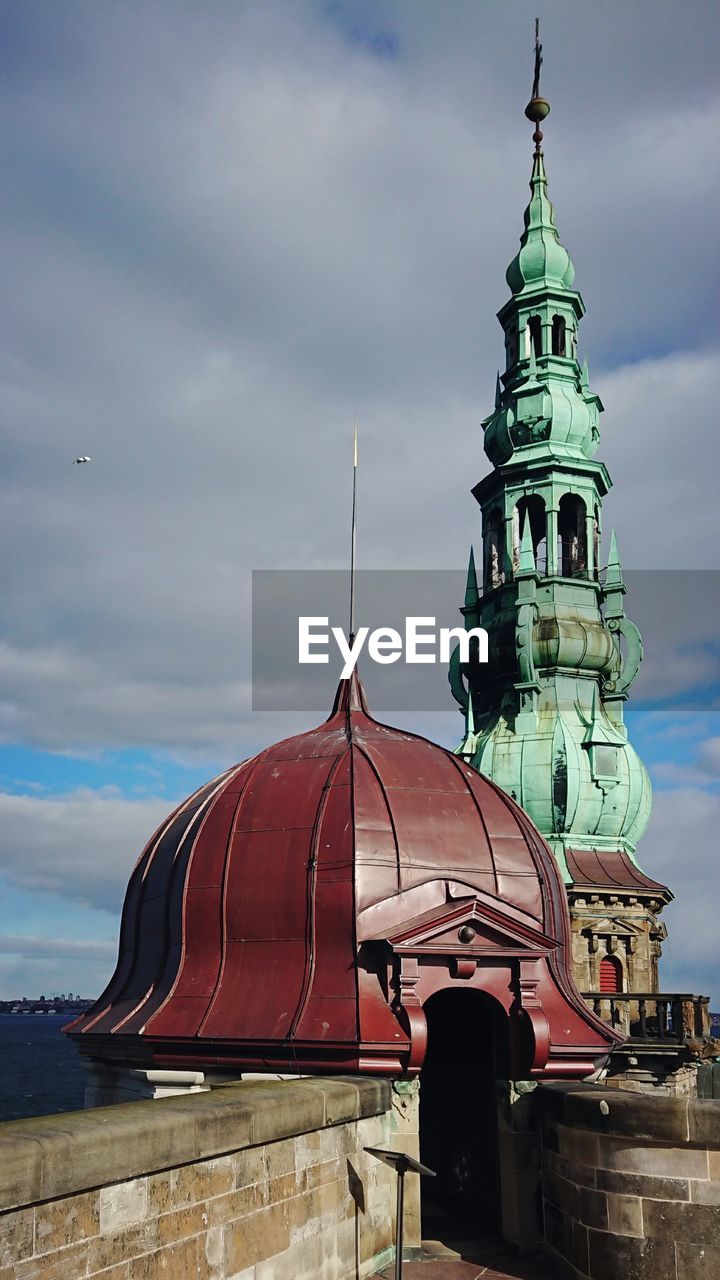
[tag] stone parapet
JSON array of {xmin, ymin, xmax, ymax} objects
[
  {"xmin": 0, "ymin": 1076, "xmax": 404, "ymax": 1280},
  {"xmin": 535, "ymin": 1082, "xmax": 720, "ymax": 1279}
]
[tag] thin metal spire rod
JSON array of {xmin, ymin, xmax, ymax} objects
[{"xmin": 349, "ymin": 419, "xmax": 358, "ymax": 644}]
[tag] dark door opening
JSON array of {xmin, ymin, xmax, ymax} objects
[{"xmin": 419, "ymin": 987, "xmax": 506, "ymax": 1247}]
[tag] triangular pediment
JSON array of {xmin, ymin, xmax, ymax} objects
[
  {"xmin": 379, "ymin": 898, "xmax": 557, "ymax": 957},
  {"xmin": 583, "ymin": 917, "xmax": 646, "ymax": 937}
]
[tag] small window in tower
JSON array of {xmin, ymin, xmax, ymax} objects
[
  {"xmin": 552, "ymin": 315, "xmax": 567, "ymax": 356},
  {"xmin": 599, "ymin": 954, "xmax": 622, "ymax": 994},
  {"xmin": 528, "ymin": 315, "xmax": 542, "ymax": 357},
  {"xmin": 558, "ymin": 493, "xmax": 587, "ymax": 578}
]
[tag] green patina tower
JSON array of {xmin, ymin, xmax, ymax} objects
[{"xmin": 450, "ymin": 46, "xmax": 671, "ymax": 995}]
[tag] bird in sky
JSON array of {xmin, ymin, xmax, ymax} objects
[{"xmin": 72, "ymin": 456, "xmax": 92, "ymax": 465}]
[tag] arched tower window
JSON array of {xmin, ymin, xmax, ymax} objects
[
  {"xmin": 513, "ymin": 495, "xmax": 546, "ymax": 575},
  {"xmin": 558, "ymin": 494, "xmax": 587, "ymax": 578},
  {"xmin": 599, "ymin": 954, "xmax": 622, "ymax": 994},
  {"xmin": 551, "ymin": 315, "xmax": 567, "ymax": 356},
  {"xmin": 526, "ymin": 315, "xmax": 542, "ymax": 358},
  {"xmin": 484, "ymin": 508, "xmax": 504, "ymax": 589}
]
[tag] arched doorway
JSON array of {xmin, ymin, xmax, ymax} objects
[{"xmin": 419, "ymin": 988, "xmax": 507, "ymax": 1245}]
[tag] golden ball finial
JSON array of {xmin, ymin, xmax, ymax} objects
[{"xmin": 525, "ymin": 96, "xmax": 551, "ymax": 124}]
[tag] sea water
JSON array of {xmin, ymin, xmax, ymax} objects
[{"xmin": 0, "ymin": 1013, "xmax": 87, "ymax": 1121}]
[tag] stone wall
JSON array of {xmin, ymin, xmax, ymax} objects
[
  {"xmin": 536, "ymin": 1082, "xmax": 720, "ymax": 1279},
  {"xmin": 0, "ymin": 1076, "xmax": 416, "ymax": 1280}
]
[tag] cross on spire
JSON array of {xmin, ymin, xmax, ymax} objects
[
  {"xmin": 532, "ymin": 16, "xmax": 542, "ymax": 100},
  {"xmin": 524, "ymin": 18, "xmax": 550, "ymax": 152}
]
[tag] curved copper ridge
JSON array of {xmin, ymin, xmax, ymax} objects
[{"xmin": 67, "ymin": 671, "xmax": 619, "ymax": 1077}]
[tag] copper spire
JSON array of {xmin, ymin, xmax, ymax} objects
[{"xmin": 524, "ymin": 18, "xmax": 550, "ymax": 152}]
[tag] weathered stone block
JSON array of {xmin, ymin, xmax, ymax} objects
[
  {"xmin": 599, "ymin": 1137, "xmax": 709, "ymax": 1180},
  {"xmin": 132, "ymin": 1236, "xmax": 202, "ymax": 1280},
  {"xmin": 543, "ymin": 1168, "xmax": 577, "ymax": 1217},
  {"xmin": 206, "ymin": 1184, "xmax": 264, "ymax": 1229},
  {"xmin": 223, "ymin": 1199, "xmax": 292, "ymax": 1274},
  {"xmin": 607, "ymin": 1193, "xmax": 643, "ymax": 1237},
  {"xmin": 574, "ymin": 1185, "xmax": 608, "ymax": 1231},
  {"xmin": 555, "ymin": 1122, "xmax": 598, "ymax": 1169},
  {"xmin": 675, "ymin": 1240, "xmax": 720, "ymax": 1279},
  {"xmin": 204, "ymin": 1224, "xmax": 224, "ymax": 1275},
  {"xmin": 643, "ymin": 1197, "xmax": 720, "ymax": 1246},
  {"xmin": 246, "ymin": 1087, "xmax": 326, "ymax": 1147},
  {"xmin": 688, "ymin": 1100, "xmax": 720, "ymax": 1146},
  {"xmin": 304, "ymin": 1157, "xmax": 342, "ymax": 1192},
  {"xmin": 13, "ymin": 1240, "xmax": 90, "ymax": 1280},
  {"xmin": 571, "ymin": 1218, "xmax": 589, "ymax": 1275},
  {"xmin": 98, "ymin": 1178, "xmax": 148, "ymax": 1235},
  {"xmin": 87, "ymin": 1219, "xmax": 160, "ymax": 1273},
  {"xmin": 569, "ymin": 1091, "xmax": 689, "ymax": 1145},
  {"xmin": 595, "ymin": 1167, "xmax": 689, "ymax": 1201},
  {"xmin": 544, "ymin": 1200, "xmax": 572, "ymax": 1261},
  {"xmin": 690, "ymin": 1177, "xmax": 720, "ymax": 1205},
  {"xmin": 0, "ymin": 1207, "xmax": 34, "ymax": 1265},
  {"xmin": 264, "ymin": 1138, "xmax": 297, "ymax": 1183},
  {"xmin": 172, "ymin": 1155, "xmax": 235, "ymax": 1207},
  {"xmin": 234, "ymin": 1146, "xmax": 267, "ymax": 1190},
  {"xmin": 0, "ymin": 1135, "xmax": 44, "ymax": 1210},
  {"xmin": 547, "ymin": 1149, "xmax": 596, "ymax": 1189},
  {"xmin": 35, "ymin": 1190, "xmax": 100, "ymax": 1254},
  {"xmin": 587, "ymin": 1227, "xmax": 677, "ymax": 1280},
  {"xmin": 304, "ymin": 1078, "xmax": 360, "ymax": 1126},
  {"xmin": 156, "ymin": 1201, "xmax": 211, "ymax": 1246}
]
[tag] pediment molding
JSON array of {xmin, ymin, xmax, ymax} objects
[
  {"xmin": 378, "ymin": 897, "xmax": 558, "ymax": 959},
  {"xmin": 582, "ymin": 917, "xmax": 645, "ymax": 937}
]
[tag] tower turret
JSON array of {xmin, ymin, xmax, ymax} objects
[{"xmin": 450, "ymin": 36, "xmax": 671, "ymax": 996}]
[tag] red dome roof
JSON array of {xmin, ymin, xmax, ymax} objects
[{"xmin": 68, "ymin": 674, "xmax": 617, "ymax": 1077}]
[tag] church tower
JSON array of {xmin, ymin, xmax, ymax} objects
[{"xmin": 450, "ymin": 38, "xmax": 671, "ymax": 997}]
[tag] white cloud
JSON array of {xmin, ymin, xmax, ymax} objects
[
  {"xmin": 640, "ymin": 786, "xmax": 720, "ymax": 1007},
  {"xmin": 0, "ymin": 788, "xmax": 169, "ymax": 912}
]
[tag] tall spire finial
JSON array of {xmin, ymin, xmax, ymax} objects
[
  {"xmin": 525, "ymin": 18, "xmax": 550, "ymax": 152},
  {"xmin": 349, "ymin": 418, "xmax": 358, "ymax": 644}
]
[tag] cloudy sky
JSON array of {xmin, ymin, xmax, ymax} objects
[{"xmin": 0, "ymin": 0, "xmax": 718, "ymax": 1008}]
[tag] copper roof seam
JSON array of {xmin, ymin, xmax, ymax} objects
[
  {"xmin": 68, "ymin": 792, "xmax": 214, "ymax": 1035},
  {"xmin": 286, "ymin": 749, "xmax": 348, "ymax": 1045},
  {"xmin": 112, "ymin": 769, "xmax": 246, "ymax": 1036},
  {"xmin": 197, "ymin": 747, "xmax": 275, "ymax": 1037},
  {"xmin": 445, "ymin": 752, "xmax": 500, "ymax": 896},
  {"xmin": 354, "ymin": 740, "xmax": 403, "ymax": 897},
  {"xmin": 142, "ymin": 763, "xmax": 256, "ymax": 1035}
]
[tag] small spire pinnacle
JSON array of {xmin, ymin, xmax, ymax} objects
[
  {"xmin": 464, "ymin": 546, "xmax": 479, "ymax": 607},
  {"xmin": 524, "ymin": 18, "xmax": 550, "ymax": 153},
  {"xmin": 349, "ymin": 419, "xmax": 358, "ymax": 644},
  {"xmin": 605, "ymin": 528, "xmax": 624, "ymax": 589},
  {"xmin": 494, "ymin": 371, "xmax": 502, "ymax": 410},
  {"xmin": 518, "ymin": 512, "xmax": 536, "ymax": 576}
]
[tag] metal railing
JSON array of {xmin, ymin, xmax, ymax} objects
[{"xmin": 582, "ymin": 993, "xmax": 710, "ymax": 1044}]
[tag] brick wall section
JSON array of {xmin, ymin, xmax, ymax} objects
[
  {"xmin": 0, "ymin": 1077, "xmax": 406, "ymax": 1280},
  {"xmin": 535, "ymin": 1082, "xmax": 720, "ymax": 1280}
]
